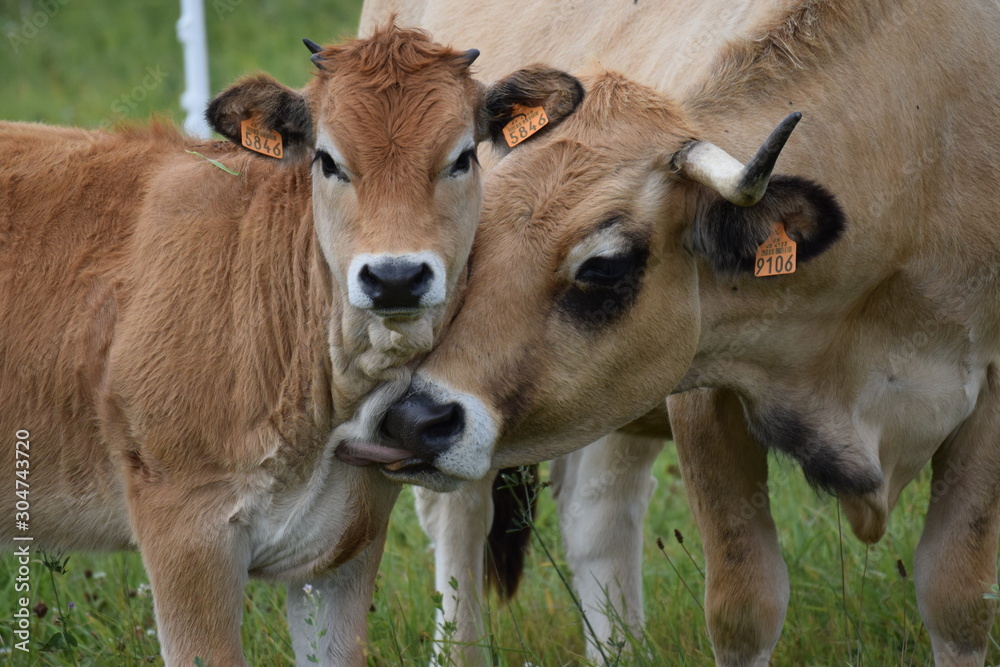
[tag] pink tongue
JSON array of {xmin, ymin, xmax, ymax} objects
[{"xmin": 336, "ymin": 441, "xmax": 415, "ymax": 467}]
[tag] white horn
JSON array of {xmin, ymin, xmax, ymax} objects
[{"xmin": 672, "ymin": 112, "xmax": 802, "ymax": 207}]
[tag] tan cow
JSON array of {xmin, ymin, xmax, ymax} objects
[
  {"xmin": 363, "ymin": 1, "xmax": 1000, "ymax": 664},
  {"xmin": 0, "ymin": 25, "xmax": 582, "ymax": 666}
]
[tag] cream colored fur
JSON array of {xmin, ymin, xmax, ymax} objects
[{"xmin": 362, "ymin": 1, "xmax": 1000, "ymax": 664}]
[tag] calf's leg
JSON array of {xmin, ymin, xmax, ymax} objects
[
  {"xmin": 669, "ymin": 389, "xmax": 788, "ymax": 667},
  {"xmin": 286, "ymin": 523, "xmax": 389, "ymax": 667},
  {"xmin": 550, "ymin": 431, "xmax": 663, "ymax": 660},
  {"xmin": 415, "ymin": 475, "xmax": 495, "ymax": 666},
  {"xmin": 127, "ymin": 473, "xmax": 251, "ymax": 667}
]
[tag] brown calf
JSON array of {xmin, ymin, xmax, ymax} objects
[{"xmin": 0, "ymin": 24, "xmax": 582, "ymax": 665}]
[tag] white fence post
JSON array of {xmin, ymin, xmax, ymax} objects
[{"xmin": 177, "ymin": 0, "xmax": 212, "ymax": 138}]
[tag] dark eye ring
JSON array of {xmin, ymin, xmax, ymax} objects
[
  {"xmin": 449, "ymin": 148, "xmax": 478, "ymax": 176},
  {"xmin": 315, "ymin": 150, "xmax": 350, "ymax": 183},
  {"xmin": 575, "ymin": 254, "xmax": 634, "ymax": 285}
]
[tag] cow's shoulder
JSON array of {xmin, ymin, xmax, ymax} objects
[{"xmin": 104, "ymin": 139, "xmax": 322, "ymax": 472}]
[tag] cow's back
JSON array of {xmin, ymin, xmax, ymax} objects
[
  {"xmin": 0, "ymin": 122, "xmax": 177, "ymax": 549},
  {"xmin": 366, "ymin": 0, "xmax": 1000, "ymax": 330},
  {"xmin": 363, "ymin": 0, "xmax": 784, "ymax": 94}
]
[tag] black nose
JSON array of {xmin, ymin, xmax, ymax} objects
[
  {"xmin": 359, "ymin": 261, "xmax": 432, "ymax": 310},
  {"xmin": 381, "ymin": 392, "xmax": 465, "ymax": 461}
]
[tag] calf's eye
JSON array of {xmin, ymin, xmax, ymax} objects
[
  {"xmin": 449, "ymin": 148, "xmax": 478, "ymax": 176},
  {"xmin": 315, "ymin": 150, "xmax": 350, "ymax": 183}
]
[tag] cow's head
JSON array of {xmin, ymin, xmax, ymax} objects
[
  {"xmin": 205, "ymin": 24, "xmax": 583, "ymax": 401},
  {"xmin": 206, "ymin": 24, "xmax": 584, "ymax": 456},
  {"xmin": 370, "ymin": 72, "xmax": 846, "ymax": 490}
]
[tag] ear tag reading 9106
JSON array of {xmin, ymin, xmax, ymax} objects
[
  {"xmin": 503, "ymin": 105, "xmax": 549, "ymax": 147},
  {"xmin": 240, "ymin": 119, "xmax": 283, "ymax": 159},
  {"xmin": 754, "ymin": 222, "xmax": 797, "ymax": 277}
]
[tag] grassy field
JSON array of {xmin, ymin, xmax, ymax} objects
[
  {"xmin": 1, "ymin": 1, "xmax": 998, "ymax": 665},
  {"xmin": 1, "ymin": 449, "xmax": 998, "ymax": 665},
  {"xmin": 0, "ymin": 0, "xmax": 361, "ymax": 127}
]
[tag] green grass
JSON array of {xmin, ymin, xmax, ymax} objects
[
  {"xmin": 2, "ymin": 447, "xmax": 998, "ymax": 665},
  {"xmin": 1, "ymin": 2, "xmax": 998, "ymax": 665},
  {"xmin": 0, "ymin": 0, "xmax": 360, "ymax": 128}
]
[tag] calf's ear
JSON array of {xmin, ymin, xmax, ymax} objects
[
  {"xmin": 206, "ymin": 74, "xmax": 314, "ymax": 163},
  {"xmin": 690, "ymin": 175, "xmax": 846, "ymax": 275},
  {"xmin": 478, "ymin": 65, "xmax": 584, "ymax": 151}
]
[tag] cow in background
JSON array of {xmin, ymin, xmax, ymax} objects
[
  {"xmin": 357, "ymin": 7, "xmax": 678, "ymax": 662},
  {"xmin": 370, "ymin": 1, "xmax": 1000, "ymax": 664},
  {"xmin": 356, "ymin": 2, "xmax": 709, "ymax": 661},
  {"xmin": 0, "ymin": 24, "xmax": 582, "ymax": 665}
]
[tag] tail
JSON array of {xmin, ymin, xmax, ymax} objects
[{"xmin": 485, "ymin": 465, "xmax": 539, "ymax": 601}]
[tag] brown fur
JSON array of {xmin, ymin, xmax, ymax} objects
[
  {"xmin": 0, "ymin": 24, "xmax": 586, "ymax": 665},
  {"xmin": 313, "ymin": 24, "xmax": 473, "ymax": 90}
]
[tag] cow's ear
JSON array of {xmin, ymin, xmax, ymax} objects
[
  {"xmin": 690, "ymin": 175, "xmax": 846, "ymax": 274},
  {"xmin": 206, "ymin": 74, "xmax": 314, "ymax": 163},
  {"xmin": 478, "ymin": 65, "xmax": 584, "ymax": 151}
]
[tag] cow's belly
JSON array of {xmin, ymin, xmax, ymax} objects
[
  {"xmin": 0, "ymin": 419, "xmax": 134, "ymax": 552},
  {"xmin": 1, "ymin": 491, "xmax": 134, "ymax": 553},
  {"xmin": 245, "ymin": 455, "xmax": 399, "ymax": 582},
  {"xmin": 746, "ymin": 335, "xmax": 986, "ymax": 542},
  {"xmin": 854, "ymin": 350, "xmax": 983, "ymax": 505}
]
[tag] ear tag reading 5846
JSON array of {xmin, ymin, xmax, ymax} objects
[
  {"xmin": 241, "ymin": 119, "xmax": 283, "ymax": 159},
  {"xmin": 503, "ymin": 105, "xmax": 549, "ymax": 148},
  {"xmin": 754, "ymin": 222, "xmax": 797, "ymax": 277}
]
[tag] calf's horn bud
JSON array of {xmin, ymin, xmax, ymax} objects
[
  {"xmin": 303, "ymin": 38, "xmax": 328, "ymax": 70},
  {"xmin": 459, "ymin": 48, "xmax": 480, "ymax": 67}
]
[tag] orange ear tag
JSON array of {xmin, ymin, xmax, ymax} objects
[
  {"xmin": 240, "ymin": 119, "xmax": 284, "ymax": 159},
  {"xmin": 754, "ymin": 222, "xmax": 797, "ymax": 277},
  {"xmin": 503, "ymin": 105, "xmax": 549, "ymax": 148}
]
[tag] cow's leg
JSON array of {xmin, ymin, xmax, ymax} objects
[
  {"xmin": 415, "ymin": 475, "xmax": 496, "ymax": 666},
  {"xmin": 914, "ymin": 374, "xmax": 1000, "ymax": 667},
  {"xmin": 550, "ymin": 431, "xmax": 663, "ymax": 660},
  {"xmin": 668, "ymin": 389, "xmax": 788, "ymax": 667},
  {"xmin": 286, "ymin": 524, "xmax": 389, "ymax": 667},
  {"xmin": 128, "ymin": 475, "xmax": 251, "ymax": 667}
]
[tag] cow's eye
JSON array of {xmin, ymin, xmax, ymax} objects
[
  {"xmin": 315, "ymin": 150, "xmax": 350, "ymax": 183},
  {"xmin": 559, "ymin": 243, "xmax": 649, "ymax": 328},
  {"xmin": 575, "ymin": 254, "xmax": 634, "ymax": 286},
  {"xmin": 449, "ymin": 148, "xmax": 478, "ymax": 177}
]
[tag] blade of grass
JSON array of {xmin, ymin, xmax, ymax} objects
[
  {"xmin": 185, "ymin": 149, "xmax": 240, "ymax": 175},
  {"xmin": 655, "ymin": 538, "xmax": 703, "ymax": 614}
]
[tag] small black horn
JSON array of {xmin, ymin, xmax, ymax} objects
[
  {"xmin": 460, "ymin": 48, "xmax": 480, "ymax": 67},
  {"xmin": 303, "ymin": 38, "xmax": 323, "ymax": 55},
  {"xmin": 737, "ymin": 112, "xmax": 802, "ymax": 201}
]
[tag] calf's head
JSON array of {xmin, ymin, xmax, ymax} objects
[
  {"xmin": 374, "ymin": 73, "xmax": 846, "ymax": 489},
  {"xmin": 206, "ymin": 25, "xmax": 583, "ymax": 381}
]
